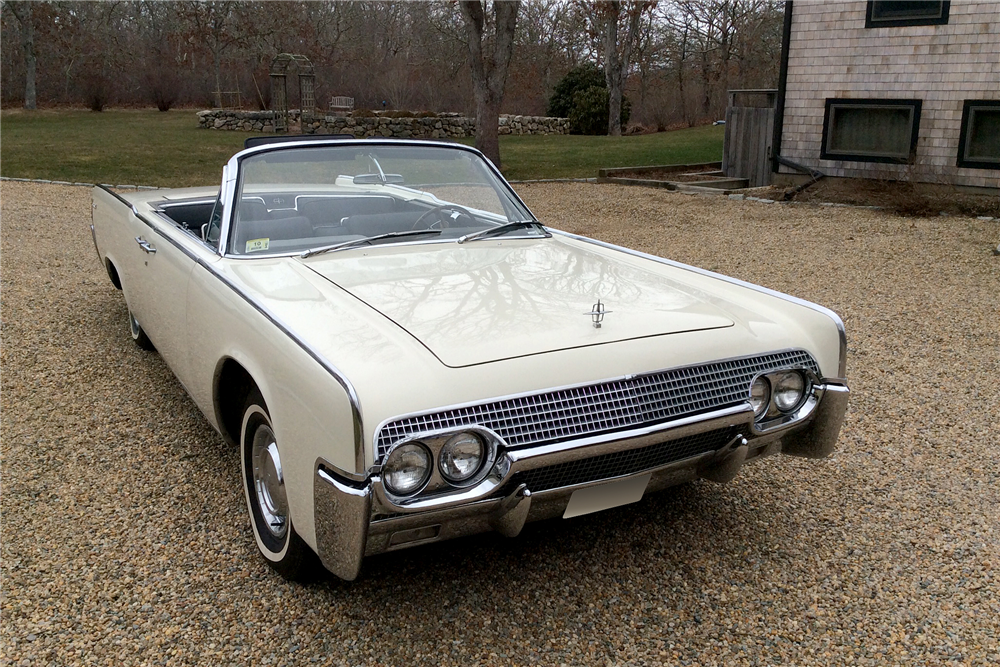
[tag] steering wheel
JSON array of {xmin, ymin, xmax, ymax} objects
[{"xmin": 411, "ymin": 204, "xmax": 476, "ymax": 231}]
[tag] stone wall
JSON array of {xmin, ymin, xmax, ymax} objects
[
  {"xmin": 197, "ymin": 110, "xmax": 570, "ymax": 138},
  {"xmin": 780, "ymin": 0, "xmax": 1000, "ymax": 188}
]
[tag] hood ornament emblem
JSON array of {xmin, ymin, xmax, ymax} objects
[{"xmin": 586, "ymin": 299, "xmax": 612, "ymax": 328}]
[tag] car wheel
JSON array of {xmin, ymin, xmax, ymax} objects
[
  {"xmin": 127, "ymin": 308, "xmax": 156, "ymax": 351},
  {"xmin": 240, "ymin": 389, "xmax": 319, "ymax": 581}
]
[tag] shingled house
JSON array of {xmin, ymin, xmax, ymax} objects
[{"xmin": 771, "ymin": 0, "xmax": 999, "ymax": 190}]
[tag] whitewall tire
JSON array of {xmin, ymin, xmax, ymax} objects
[{"xmin": 240, "ymin": 389, "xmax": 319, "ymax": 581}]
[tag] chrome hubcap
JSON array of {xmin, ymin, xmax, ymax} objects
[
  {"xmin": 128, "ymin": 311, "xmax": 141, "ymax": 339},
  {"xmin": 252, "ymin": 424, "xmax": 288, "ymax": 539}
]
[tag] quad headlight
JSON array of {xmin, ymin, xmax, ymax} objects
[
  {"xmin": 749, "ymin": 376, "xmax": 771, "ymax": 417},
  {"xmin": 773, "ymin": 371, "xmax": 807, "ymax": 412},
  {"xmin": 382, "ymin": 429, "xmax": 493, "ymax": 499},
  {"xmin": 750, "ymin": 369, "xmax": 811, "ymax": 426},
  {"xmin": 439, "ymin": 432, "xmax": 485, "ymax": 483},
  {"xmin": 382, "ymin": 442, "xmax": 432, "ymax": 496}
]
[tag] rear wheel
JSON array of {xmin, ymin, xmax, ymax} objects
[
  {"xmin": 240, "ymin": 389, "xmax": 319, "ymax": 581},
  {"xmin": 127, "ymin": 308, "xmax": 155, "ymax": 351}
]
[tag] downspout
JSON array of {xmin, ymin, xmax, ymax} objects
[
  {"xmin": 771, "ymin": 0, "xmax": 793, "ymax": 174},
  {"xmin": 771, "ymin": 1, "xmax": 826, "ymax": 199},
  {"xmin": 776, "ymin": 155, "xmax": 826, "ymax": 199}
]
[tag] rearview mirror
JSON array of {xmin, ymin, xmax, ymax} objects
[{"xmin": 353, "ymin": 173, "xmax": 405, "ymax": 185}]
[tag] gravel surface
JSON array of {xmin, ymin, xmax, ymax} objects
[{"xmin": 2, "ymin": 180, "xmax": 999, "ymax": 666}]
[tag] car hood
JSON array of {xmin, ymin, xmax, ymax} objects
[{"xmin": 297, "ymin": 237, "xmax": 733, "ymax": 368}]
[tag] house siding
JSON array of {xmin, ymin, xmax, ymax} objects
[{"xmin": 780, "ymin": 1, "xmax": 1000, "ymax": 188}]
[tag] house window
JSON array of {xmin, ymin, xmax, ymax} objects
[
  {"xmin": 957, "ymin": 100, "xmax": 1000, "ymax": 169},
  {"xmin": 865, "ymin": 1, "xmax": 950, "ymax": 28},
  {"xmin": 821, "ymin": 99, "xmax": 921, "ymax": 164}
]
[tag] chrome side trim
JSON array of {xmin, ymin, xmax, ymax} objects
[
  {"xmin": 314, "ymin": 463, "xmax": 371, "ymax": 581},
  {"xmin": 156, "ymin": 198, "xmax": 218, "ymax": 210},
  {"xmin": 551, "ymin": 229, "xmax": 849, "ymax": 379},
  {"xmin": 779, "ymin": 383, "xmax": 849, "ymax": 459},
  {"xmin": 97, "ymin": 185, "xmax": 367, "ymax": 479},
  {"xmin": 97, "ymin": 184, "xmax": 137, "ymax": 210},
  {"xmin": 202, "ymin": 263, "xmax": 367, "ymax": 478},
  {"xmin": 89, "ymin": 224, "xmax": 101, "ymax": 262}
]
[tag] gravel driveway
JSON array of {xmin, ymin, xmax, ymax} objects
[{"xmin": 2, "ymin": 180, "xmax": 998, "ymax": 666}]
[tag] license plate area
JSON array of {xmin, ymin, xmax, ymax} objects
[{"xmin": 563, "ymin": 473, "xmax": 651, "ymax": 519}]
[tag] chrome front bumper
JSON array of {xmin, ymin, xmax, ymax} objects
[{"xmin": 314, "ymin": 382, "xmax": 849, "ymax": 581}]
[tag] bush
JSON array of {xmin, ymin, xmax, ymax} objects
[
  {"xmin": 566, "ymin": 86, "xmax": 632, "ymax": 135},
  {"xmin": 145, "ymin": 63, "xmax": 180, "ymax": 112},
  {"xmin": 151, "ymin": 87, "xmax": 177, "ymax": 112},
  {"xmin": 569, "ymin": 86, "xmax": 610, "ymax": 136},
  {"xmin": 548, "ymin": 64, "xmax": 631, "ymax": 134},
  {"xmin": 547, "ymin": 64, "xmax": 606, "ymax": 118},
  {"xmin": 352, "ymin": 109, "xmax": 377, "ymax": 117}
]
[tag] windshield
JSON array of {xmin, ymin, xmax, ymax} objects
[{"xmin": 227, "ymin": 144, "xmax": 542, "ymax": 256}]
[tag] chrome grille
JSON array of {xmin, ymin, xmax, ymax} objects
[
  {"xmin": 376, "ymin": 349, "xmax": 818, "ymax": 459},
  {"xmin": 500, "ymin": 427, "xmax": 734, "ymax": 494}
]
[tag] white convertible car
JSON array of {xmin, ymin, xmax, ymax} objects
[{"xmin": 91, "ymin": 137, "xmax": 849, "ymax": 581}]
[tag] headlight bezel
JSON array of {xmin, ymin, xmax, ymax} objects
[
  {"xmin": 378, "ymin": 426, "xmax": 500, "ymax": 501},
  {"xmin": 748, "ymin": 367, "xmax": 816, "ymax": 433}
]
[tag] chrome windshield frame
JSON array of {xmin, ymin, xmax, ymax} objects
[{"xmin": 217, "ymin": 139, "xmax": 539, "ymax": 260}]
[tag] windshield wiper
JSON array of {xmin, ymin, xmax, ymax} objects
[
  {"xmin": 457, "ymin": 220, "xmax": 549, "ymax": 244},
  {"xmin": 300, "ymin": 229, "xmax": 442, "ymax": 258}
]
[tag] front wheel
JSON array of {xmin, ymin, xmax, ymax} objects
[{"xmin": 240, "ymin": 390, "xmax": 319, "ymax": 581}]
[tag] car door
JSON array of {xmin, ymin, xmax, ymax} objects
[{"xmin": 124, "ymin": 212, "xmax": 203, "ymax": 388}]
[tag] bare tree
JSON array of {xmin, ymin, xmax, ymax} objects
[
  {"xmin": 459, "ymin": 0, "xmax": 519, "ymax": 168},
  {"xmin": 0, "ymin": 0, "xmax": 782, "ymax": 129},
  {"xmin": 663, "ymin": 0, "xmax": 780, "ymax": 121},
  {"xmin": 180, "ymin": 1, "xmax": 241, "ymax": 107},
  {"xmin": 589, "ymin": 1, "xmax": 653, "ymax": 136},
  {"xmin": 6, "ymin": 1, "xmax": 36, "ymax": 109}
]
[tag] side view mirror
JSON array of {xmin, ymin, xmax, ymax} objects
[{"xmin": 201, "ymin": 223, "xmax": 209, "ymax": 242}]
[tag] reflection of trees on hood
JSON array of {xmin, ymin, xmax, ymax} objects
[{"xmin": 339, "ymin": 243, "xmax": 682, "ymax": 341}]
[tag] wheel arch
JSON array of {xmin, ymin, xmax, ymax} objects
[
  {"xmin": 214, "ymin": 357, "xmax": 258, "ymax": 447},
  {"xmin": 105, "ymin": 257, "xmax": 123, "ymax": 290}
]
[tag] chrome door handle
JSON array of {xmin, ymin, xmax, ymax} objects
[{"xmin": 134, "ymin": 236, "xmax": 157, "ymax": 254}]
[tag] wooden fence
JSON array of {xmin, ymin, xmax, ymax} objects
[{"xmin": 723, "ymin": 90, "xmax": 776, "ymax": 188}]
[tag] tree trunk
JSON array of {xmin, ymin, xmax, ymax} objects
[
  {"xmin": 602, "ymin": 2, "xmax": 622, "ymax": 136},
  {"xmin": 600, "ymin": 1, "xmax": 645, "ymax": 137},
  {"xmin": 23, "ymin": 17, "xmax": 36, "ymax": 110},
  {"xmin": 678, "ymin": 25, "xmax": 689, "ymax": 126},
  {"xmin": 474, "ymin": 95, "xmax": 503, "ymax": 170},
  {"xmin": 460, "ymin": 1, "xmax": 519, "ymax": 169},
  {"xmin": 11, "ymin": 1, "xmax": 37, "ymax": 109},
  {"xmin": 700, "ymin": 48, "xmax": 711, "ymax": 119}
]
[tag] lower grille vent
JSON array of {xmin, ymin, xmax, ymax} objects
[{"xmin": 501, "ymin": 426, "xmax": 734, "ymax": 495}]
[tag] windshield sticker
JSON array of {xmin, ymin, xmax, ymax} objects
[{"xmin": 246, "ymin": 238, "xmax": 270, "ymax": 253}]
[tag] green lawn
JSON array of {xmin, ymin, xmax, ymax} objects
[
  {"xmin": 493, "ymin": 127, "xmax": 724, "ymax": 181},
  {"xmin": 0, "ymin": 108, "xmax": 723, "ymax": 187}
]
